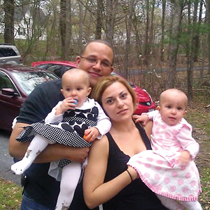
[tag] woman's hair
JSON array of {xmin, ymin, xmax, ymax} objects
[{"xmin": 91, "ymin": 75, "xmax": 138, "ymax": 110}]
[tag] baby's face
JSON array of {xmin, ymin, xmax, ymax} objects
[
  {"xmin": 159, "ymin": 92, "xmax": 187, "ymax": 126},
  {"xmin": 62, "ymin": 75, "xmax": 91, "ymax": 107}
]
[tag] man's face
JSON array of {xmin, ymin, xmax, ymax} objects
[{"xmin": 76, "ymin": 42, "xmax": 114, "ymax": 87}]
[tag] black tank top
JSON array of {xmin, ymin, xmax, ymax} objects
[{"xmin": 103, "ymin": 123, "xmax": 168, "ymax": 210}]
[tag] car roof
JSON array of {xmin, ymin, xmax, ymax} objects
[
  {"xmin": 32, "ymin": 60, "xmax": 77, "ymax": 67},
  {"xmin": 0, "ymin": 64, "xmax": 50, "ymax": 73}
]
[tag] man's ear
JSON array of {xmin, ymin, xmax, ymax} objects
[
  {"xmin": 87, "ymin": 87, "xmax": 92, "ymax": 96},
  {"xmin": 75, "ymin": 56, "xmax": 81, "ymax": 66}
]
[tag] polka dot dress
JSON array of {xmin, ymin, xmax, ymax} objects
[
  {"xmin": 127, "ymin": 112, "xmax": 201, "ymax": 202},
  {"xmin": 17, "ymin": 106, "xmax": 99, "ymax": 148}
]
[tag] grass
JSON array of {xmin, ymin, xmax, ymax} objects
[{"xmin": 0, "ymin": 179, "xmax": 22, "ymax": 209}]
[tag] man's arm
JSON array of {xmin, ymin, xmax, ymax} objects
[{"xmin": 9, "ymin": 122, "xmax": 89, "ymax": 163}]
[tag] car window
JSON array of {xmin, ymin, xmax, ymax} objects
[
  {"xmin": 0, "ymin": 72, "xmax": 15, "ymax": 90},
  {"xmin": 12, "ymin": 71, "xmax": 58, "ymax": 95},
  {"xmin": 0, "ymin": 48, "xmax": 17, "ymax": 57},
  {"xmin": 36, "ymin": 64, "xmax": 49, "ymax": 69}
]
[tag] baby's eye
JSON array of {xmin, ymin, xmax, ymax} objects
[
  {"xmin": 166, "ymin": 105, "xmax": 171, "ymax": 109},
  {"xmin": 177, "ymin": 107, "xmax": 183, "ymax": 110},
  {"xmin": 77, "ymin": 87, "xmax": 82, "ymax": 91},
  {"xmin": 66, "ymin": 88, "xmax": 71, "ymax": 91}
]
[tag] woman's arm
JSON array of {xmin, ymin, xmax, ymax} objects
[
  {"xmin": 83, "ymin": 135, "xmax": 137, "ymax": 209},
  {"xmin": 9, "ymin": 122, "xmax": 89, "ymax": 163}
]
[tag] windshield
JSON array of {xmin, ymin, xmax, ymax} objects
[{"xmin": 12, "ymin": 71, "xmax": 58, "ymax": 95}]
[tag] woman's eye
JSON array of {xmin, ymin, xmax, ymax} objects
[
  {"xmin": 106, "ymin": 99, "xmax": 113, "ymax": 104},
  {"xmin": 121, "ymin": 93, "xmax": 127, "ymax": 98}
]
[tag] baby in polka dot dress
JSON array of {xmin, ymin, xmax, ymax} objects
[
  {"xmin": 128, "ymin": 89, "xmax": 202, "ymax": 210},
  {"xmin": 11, "ymin": 69, "xmax": 111, "ymax": 210}
]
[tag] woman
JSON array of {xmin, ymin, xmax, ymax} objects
[{"xmin": 83, "ymin": 75, "xmax": 169, "ymax": 209}]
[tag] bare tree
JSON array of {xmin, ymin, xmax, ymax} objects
[
  {"xmin": 3, "ymin": 0, "xmax": 15, "ymax": 44},
  {"xmin": 60, "ymin": 0, "xmax": 72, "ymax": 60},
  {"xmin": 124, "ymin": 0, "xmax": 135, "ymax": 78},
  {"xmin": 95, "ymin": 0, "xmax": 103, "ymax": 39},
  {"xmin": 160, "ymin": 0, "xmax": 166, "ymax": 61},
  {"xmin": 166, "ymin": 0, "xmax": 183, "ymax": 88},
  {"xmin": 105, "ymin": 0, "xmax": 118, "ymax": 45},
  {"xmin": 206, "ymin": 0, "xmax": 210, "ymax": 74}
]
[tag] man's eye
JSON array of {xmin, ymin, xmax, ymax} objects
[
  {"xmin": 101, "ymin": 61, "xmax": 110, "ymax": 67},
  {"xmin": 87, "ymin": 58, "xmax": 97, "ymax": 63}
]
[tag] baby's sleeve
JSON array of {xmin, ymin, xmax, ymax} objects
[
  {"xmin": 45, "ymin": 101, "xmax": 64, "ymax": 123},
  {"xmin": 94, "ymin": 102, "xmax": 111, "ymax": 139}
]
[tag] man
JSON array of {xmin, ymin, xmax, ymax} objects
[{"xmin": 9, "ymin": 40, "xmax": 114, "ymax": 210}]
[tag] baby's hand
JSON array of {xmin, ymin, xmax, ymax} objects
[
  {"xmin": 132, "ymin": 114, "xmax": 149, "ymax": 126},
  {"xmin": 178, "ymin": 150, "xmax": 192, "ymax": 166},
  {"xmin": 56, "ymin": 98, "xmax": 77, "ymax": 115},
  {"xmin": 83, "ymin": 127, "xmax": 99, "ymax": 142}
]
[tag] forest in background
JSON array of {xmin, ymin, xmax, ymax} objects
[{"xmin": 1, "ymin": 0, "xmax": 210, "ymax": 99}]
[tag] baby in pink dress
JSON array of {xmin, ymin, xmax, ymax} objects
[{"xmin": 128, "ymin": 89, "xmax": 202, "ymax": 210}]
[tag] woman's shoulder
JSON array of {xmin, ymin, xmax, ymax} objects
[{"xmin": 91, "ymin": 134, "xmax": 109, "ymax": 150}]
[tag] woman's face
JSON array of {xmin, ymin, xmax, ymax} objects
[{"xmin": 101, "ymin": 81, "xmax": 135, "ymax": 123}]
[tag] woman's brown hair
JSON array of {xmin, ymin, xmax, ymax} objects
[{"xmin": 91, "ymin": 75, "xmax": 138, "ymax": 111}]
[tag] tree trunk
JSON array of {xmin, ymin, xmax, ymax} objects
[
  {"xmin": 124, "ymin": 0, "xmax": 134, "ymax": 79},
  {"xmin": 3, "ymin": 0, "xmax": 14, "ymax": 44},
  {"xmin": 60, "ymin": 0, "xmax": 72, "ymax": 60},
  {"xmin": 95, "ymin": 0, "xmax": 103, "ymax": 39},
  {"xmin": 206, "ymin": 0, "xmax": 210, "ymax": 74},
  {"xmin": 160, "ymin": 0, "xmax": 166, "ymax": 62},
  {"xmin": 144, "ymin": 0, "xmax": 150, "ymax": 65},
  {"xmin": 166, "ymin": 0, "xmax": 183, "ymax": 88},
  {"xmin": 105, "ymin": 0, "xmax": 118, "ymax": 46}
]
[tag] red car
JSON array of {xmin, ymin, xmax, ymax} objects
[
  {"xmin": 32, "ymin": 60, "xmax": 156, "ymax": 115},
  {"xmin": 0, "ymin": 64, "xmax": 58, "ymax": 131}
]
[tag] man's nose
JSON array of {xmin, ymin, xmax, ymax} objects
[{"xmin": 93, "ymin": 61, "xmax": 102, "ymax": 70}]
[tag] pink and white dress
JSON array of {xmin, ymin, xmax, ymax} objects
[{"xmin": 128, "ymin": 110, "xmax": 201, "ymax": 201}]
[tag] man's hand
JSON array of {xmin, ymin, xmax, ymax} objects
[
  {"xmin": 178, "ymin": 150, "xmax": 192, "ymax": 166},
  {"xmin": 67, "ymin": 147, "xmax": 90, "ymax": 163}
]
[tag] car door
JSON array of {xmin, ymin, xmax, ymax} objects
[{"xmin": 0, "ymin": 71, "xmax": 24, "ymax": 130}]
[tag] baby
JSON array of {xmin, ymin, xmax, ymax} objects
[
  {"xmin": 128, "ymin": 89, "xmax": 202, "ymax": 210},
  {"xmin": 11, "ymin": 69, "xmax": 111, "ymax": 210}
]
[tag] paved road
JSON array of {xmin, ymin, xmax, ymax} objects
[{"xmin": 0, "ymin": 129, "xmax": 21, "ymax": 185}]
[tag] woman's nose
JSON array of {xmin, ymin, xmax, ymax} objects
[{"xmin": 116, "ymin": 98, "xmax": 124, "ymax": 107}]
